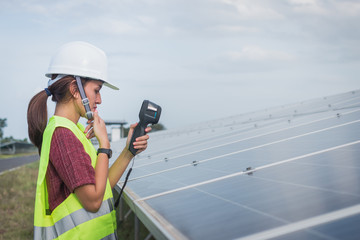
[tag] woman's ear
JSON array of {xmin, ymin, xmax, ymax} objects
[{"xmin": 69, "ymin": 80, "xmax": 80, "ymax": 98}]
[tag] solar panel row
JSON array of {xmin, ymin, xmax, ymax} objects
[{"xmin": 112, "ymin": 90, "xmax": 360, "ymax": 240}]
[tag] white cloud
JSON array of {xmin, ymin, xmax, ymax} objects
[
  {"xmin": 334, "ymin": 1, "xmax": 360, "ymax": 17},
  {"xmin": 137, "ymin": 15, "xmax": 157, "ymax": 26},
  {"xmin": 221, "ymin": 0, "xmax": 284, "ymax": 19},
  {"xmin": 289, "ymin": 0, "xmax": 329, "ymax": 15},
  {"xmin": 225, "ymin": 46, "xmax": 294, "ymax": 62},
  {"xmin": 162, "ymin": 26, "xmax": 187, "ymax": 36},
  {"xmin": 21, "ymin": 3, "xmax": 48, "ymax": 15},
  {"xmin": 19, "ymin": 0, "xmax": 88, "ymax": 16},
  {"xmin": 208, "ymin": 24, "xmax": 259, "ymax": 34},
  {"xmin": 71, "ymin": 17, "xmax": 148, "ymax": 35},
  {"xmin": 289, "ymin": 0, "xmax": 360, "ymax": 17}
]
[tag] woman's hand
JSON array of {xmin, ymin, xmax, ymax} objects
[
  {"xmin": 126, "ymin": 123, "xmax": 152, "ymax": 155},
  {"xmin": 84, "ymin": 120, "xmax": 95, "ymax": 139},
  {"xmin": 85, "ymin": 110, "xmax": 110, "ymax": 148}
]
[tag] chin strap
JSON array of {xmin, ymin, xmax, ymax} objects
[{"xmin": 75, "ymin": 76, "xmax": 93, "ymax": 120}]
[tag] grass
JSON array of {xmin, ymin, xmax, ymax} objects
[
  {"xmin": 0, "ymin": 157, "xmax": 152, "ymax": 240},
  {"xmin": 0, "ymin": 160, "xmax": 38, "ymax": 239}
]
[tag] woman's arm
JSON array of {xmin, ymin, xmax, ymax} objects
[
  {"xmin": 75, "ymin": 110, "xmax": 110, "ymax": 212},
  {"xmin": 74, "ymin": 153, "xmax": 109, "ymax": 212},
  {"xmin": 77, "ymin": 115, "xmax": 151, "ymax": 212},
  {"xmin": 108, "ymin": 123, "xmax": 151, "ymax": 188}
]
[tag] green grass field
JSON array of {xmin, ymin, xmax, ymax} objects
[
  {"xmin": 0, "ymin": 157, "xmax": 152, "ymax": 240},
  {"xmin": 0, "ymin": 159, "xmax": 38, "ymax": 239}
]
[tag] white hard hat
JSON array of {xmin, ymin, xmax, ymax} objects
[{"xmin": 45, "ymin": 41, "xmax": 119, "ymax": 90}]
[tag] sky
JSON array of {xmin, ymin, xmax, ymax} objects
[{"xmin": 0, "ymin": 0, "xmax": 359, "ymax": 140}]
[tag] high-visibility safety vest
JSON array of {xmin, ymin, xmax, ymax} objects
[{"xmin": 34, "ymin": 116, "xmax": 117, "ymax": 239}]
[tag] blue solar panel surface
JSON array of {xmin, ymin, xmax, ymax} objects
[{"xmin": 112, "ymin": 90, "xmax": 360, "ymax": 240}]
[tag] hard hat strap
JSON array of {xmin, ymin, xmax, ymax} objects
[
  {"xmin": 75, "ymin": 76, "xmax": 93, "ymax": 120},
  {"xmin": 48, "ymin": 74, "xmax": 67, "ymax": 87}
]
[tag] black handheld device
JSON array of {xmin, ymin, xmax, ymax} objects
[
  {"xmin": 129, "ymin": 100, "xmax": 162, "ymax": 155},
  {"xmin": 115, "ymin": 100, "xmax": 161, "ymax": 207}
]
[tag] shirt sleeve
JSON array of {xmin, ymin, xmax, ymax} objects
[{"xmin": 50, "ymin": 127, "xmax": 95, "ymax": 192}]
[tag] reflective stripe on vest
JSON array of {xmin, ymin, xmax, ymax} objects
[
  {"xmin": 34, "ymin": 116, "xmax": 117, "ymax": 240},
  {"xmin": 34, "ymin": 198, "xmax": 116, "ymax": 239}
]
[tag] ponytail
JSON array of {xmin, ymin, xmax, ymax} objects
[{"xmin": 27, "ymin": 90, "xmax": 49, "ymax": 154}]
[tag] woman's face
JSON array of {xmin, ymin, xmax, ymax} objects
[{"xmin": 83, "ymin": 80, "xmax": 103, "ymax": 114}]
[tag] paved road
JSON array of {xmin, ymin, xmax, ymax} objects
[{"xmin": 0, "ymin": 154, "xmax": 39, "ymax": 174}]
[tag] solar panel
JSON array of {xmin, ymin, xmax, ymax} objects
[{"xmin": 111, "ymin": 90, "xmax": 360, "ymax": 240}]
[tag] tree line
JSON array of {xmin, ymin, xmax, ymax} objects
[{"xmin": 0, "ymin": 118, "xmax": 29, "ymax": 144}]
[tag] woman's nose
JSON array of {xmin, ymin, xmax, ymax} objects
[{"xmin": 96, "ymin": 93, "xmax": 102, "ymax": 104}]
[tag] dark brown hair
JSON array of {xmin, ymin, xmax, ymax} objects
[{"xmin": 27, "ymin": 75, "xmax": 86, "ymax": 154}]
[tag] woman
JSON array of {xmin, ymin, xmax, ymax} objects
[{"xmin": 27, "ymin": 41, "xmax": 150, "ymax": 239}]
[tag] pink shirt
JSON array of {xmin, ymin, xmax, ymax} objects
[{"xmin": 46, "ymin": 127, "xmax": 95, "ymax": 211}]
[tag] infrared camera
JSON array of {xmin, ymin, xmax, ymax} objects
[{"xmin": 129, "ymin": 100, "xmax": 162, "ymax": 155}]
